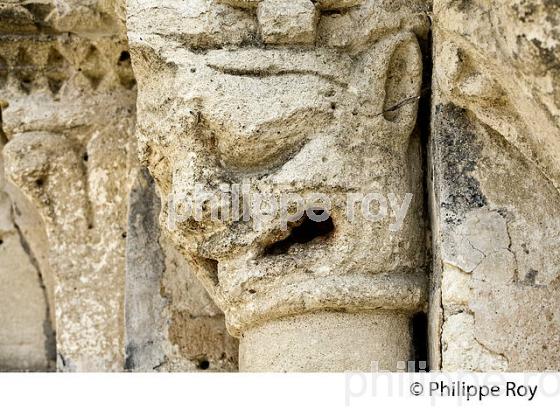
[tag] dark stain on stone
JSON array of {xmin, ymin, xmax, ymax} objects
[
  {"xmin": 512, "ymin": 2, "xmax": 538, "ymax": 23},
  {"xmin": 21, "ymin": 2, "xmax": 55, "ymax": 27},
  {"xmin": 524, "ymin": 269, "xmax": 539, "ymax": 285},
  {"xmin": 125, "ymin": 344, "xmax": 139, "ymax": 370},
  {"xmin": 434, "ymin": 103, "xmax": 487, "ymax": 225},
  {"xmin": 531, "ymin": 38, "xmax": 559, "ymax": 69}
]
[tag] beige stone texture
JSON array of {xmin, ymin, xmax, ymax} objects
[
  {"xmin": 1, "ymin": 0, "xmax": 241, "ymax": 373},
  {"xmin": 2, "ymin": 0, "xmax": 560, "ymax": 374},
  {"xmin": 257, "ymin": 0, "xmax": 319, "ymax": 45},
  {"xmin": 128, "ymin": 0, "xmax": 431, "ymax": 371},
  {"xmin": 0, "ymin": 142, "xmax": 55, "ymax": 371},
  {"xmin": 239, "ymin": 311, "xmax": 412, "ymax": 372},
  {"xmin": 1, "ymin": 0, "xmax": 136, "ymax": 371},
  {"xmin": 161, "ymin": 235, "xmax": 239, "ymax": 371},
  {"xmin": 124, "ymin": 166, "xmax": 238, "ymax": 372},
  {"xmin": 431, "ymin": 0, "xmax": 560, "ymax": 371}
]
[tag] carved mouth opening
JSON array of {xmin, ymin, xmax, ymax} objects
[{"xmin": 264, "ymin": 209, "xmax": 335, "ymax": 256}]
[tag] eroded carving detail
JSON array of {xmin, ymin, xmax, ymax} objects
[
  {"xmin": 1, "ymin": 0, "xmax": 136, "ymax": 371},
  {"xmin": 128, "ymin": 0, "xmax": 430, "ymax": 356}
]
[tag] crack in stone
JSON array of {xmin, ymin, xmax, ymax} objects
[
  {"xmin": 502, "ymin": 217, "xmax": 520, "ymax": 282},
  {"xmin": 472, "ymin": 320, "xmax": 509, "ymax": 367}
]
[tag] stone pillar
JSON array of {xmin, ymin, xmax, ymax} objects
[
  {"xmin": 127, "ymin": 0, "xmax": 431, "ymax": 371},
  {"xmin": 430, "ymin": 0, "xmax": 560, "ymax": 371},
  {"xmin": 1, "ymin": 0, "xmax": 136, "ymax": 371},
  {"xmin": 239, "ymin": 311, "xmax": 412, "ymax": 372}
]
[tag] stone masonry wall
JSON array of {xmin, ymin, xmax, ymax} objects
[
  {"xmin": 1, "ymin": 0, "xmax": 559, "ymax": 372},
  {"xmin": 430, "ymin": 0, "xmax": 560, "ymax": 371}
]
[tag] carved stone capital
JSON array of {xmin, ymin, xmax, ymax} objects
[{"xmin": 128, "ymin": 0, "xmax": 430, "ymax": 370}]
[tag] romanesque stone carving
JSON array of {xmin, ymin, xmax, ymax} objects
[
  {"xmin": 128, "ymin": 0, "xmax": 431, "ymax": 371},
  {"xmin": 2, "ymin": 0, "xmax": 560, "ymax": 374},
  {"xmin": 0, "ymin": 0, "xmax": 136, "ymax": 371},
  {"xmin": 0, "ymin": 112, "xmax": 55, "ymax": 371},
  {"xmin": 1, "ymin": 0, "xmax": 238, "ymax": 373}
]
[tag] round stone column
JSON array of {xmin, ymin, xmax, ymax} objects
[{"xmin": 239, "ymin": 310, "xmax": 412, "ymax": 372}]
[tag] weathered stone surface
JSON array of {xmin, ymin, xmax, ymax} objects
[
  {"xmin": 431, "ymin": 0, "xmax": 560, "ymax": 371},
  {"xmin": 0, "ymin": 0, "xmax": 127, "ymax": 35},
  {"xmin": 240, "ymin": 311, "xmax": 412, "ymax": 372},
  {"xmin": 1, "ymin": 0, "xmax": 559, "ymax": 374},
  {"xmin": 128, "ymin": 0, "xmax": 431, "ymax": 371},
  {"xmin": 125, "ymin": 166, "xmax": 238, "ymax": 372},
  {"xmin": 441, "ymin": 312, "xmax": 507, "ymax": 372},
  {"xmin": 257, "ymin": 0, "xmax": 319, "ymax": 45},
  {"xmin": 0, "ymin": 143, "xmax": 55, "ymax": 371},
  {"xmin": 1, "ymin": 0, "xmax": 136, "ymax": 371},
  {"xmin": 124, "ymin": 167, "xmax": 168, "ymax": 371}
]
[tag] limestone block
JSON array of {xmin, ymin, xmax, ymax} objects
[
  {"xmin": 257, "ymin": 0, "xmax": 319, "ymax": 45},
  {"xmin": 126, "ymin": 0, "xmax": 257, "ymax": 49},
  {"xmin": 431, "ymin": 0, "xmax": 560, "ymax": 371},
  {"xmin": 315, "ymin": 1, "xmax": 362, "ymax": 10},
  {"xmin": 125, "ymin": 167, "xmax": 238, "ymax": 372}
]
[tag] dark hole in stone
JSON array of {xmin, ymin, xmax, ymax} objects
[
  {"xmin": 88, "ymin": 224, "xmax": 94, "ymax": 230},
  {"xmin": 411, "ymin": 312, "xmax": 428, "ymax": 372},
  {"xmin": 330, "ymin": 102, "xmax": 337, "ymax": 110},
  {"xmin": 20, "ymin": 79, "xmax": 33, "ymax": 94},
  {"xmin": 197, "ymin": 358, "xmax": 210, "ymax": 370},
  {"xmin": 200, "ymin": 257, "xmax": 219, "ymax": 286},
  {"xmin": 83, "ymin": 152, "xmax": 89, "ymax": 162},
  {"xmin": 0, "ymin": 239, "xmax": 4, "ymax": 245},
  {"xmin": 121, "ymin": 232, "xmax": 127, "ymax": 239},
  {"xmin": 264, "ymin": 211, "xmax": 334, "ymax": 256},
  {"xmin": 321, "ymin": 10, "xmax": 343, "ymax": 17},
  {"xmin": 35, "ymin": 178, "xmax": 44, "ymax": 187},
  {"xmin": 118, "ymin": 51, "xmax": 130, "ymax": 63}
]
